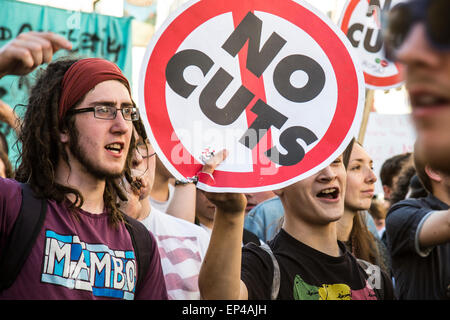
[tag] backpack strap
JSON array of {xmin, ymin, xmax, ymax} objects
[
  {"xmin": 123, "ymin": 215, "xmax": 152, "ymax": 296},
  {"xmin": 0, "ymin": 183, "xmax": 152, "ymax": 297},
  {"xmin": 243, "ymin": 228, "xmax": 260, "ymax": 246},
  {"xmin": 356, "ymin": 258, "xmax": 385, "ymax": 300},
  {"xmin": 259, "ymin": 242, "xmax": 280, "ymax": 300},
  {"xmin": 0, "ymin": 183, "xmax": 47, "ymax": 291}
]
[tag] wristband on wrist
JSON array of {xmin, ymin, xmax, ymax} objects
[
  {"xmin": 174, "ymin": 176, "xmax": 198, "ymax": 186},
  {"xmin": 175, "ymin": 171, "xmax": 216, "ymax": 186}
]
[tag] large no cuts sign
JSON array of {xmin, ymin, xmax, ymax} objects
[
  {"xmin": 139, "ymin": 0, "xmax": 364, "ymax": 192},
  {"xmin": 339, "ymin": 0, "xmax": 404, "ymax": 89}
]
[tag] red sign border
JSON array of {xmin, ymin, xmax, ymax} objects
[
  {"xmin": 339, "ymin": 0, "xmax": 404, "ymax": 89},
  {"xmin": 140, "ymin": 0, "xmax": 363, "ymax": 191}
]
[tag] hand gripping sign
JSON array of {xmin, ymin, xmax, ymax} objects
[
  {"xmin": 339, "ymin": 0, "xmax": 404, "ymax": 89},
  {"xmin": 139, "ymin": 0, "xmax": 364, "ymax": 192}
]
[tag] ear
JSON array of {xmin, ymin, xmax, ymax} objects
[
  {"xmin": 425, "ymin": 165, "xmax": 442, "ymax": 183},
  {"xmin": 382, "ymin": 185, "xmax": 391, "ymax": 200},
  {"xmin": 59, "ymin": 130, "xmax": 69, "ymax": 144}
]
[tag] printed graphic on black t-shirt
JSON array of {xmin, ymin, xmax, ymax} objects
[
  {"xmin": 241, "ymin": 229, "xmax": 381, "ymax": 300},
  {"xmin": 293, "ymin": 274, "xmax": 376, "ymax": 300}
]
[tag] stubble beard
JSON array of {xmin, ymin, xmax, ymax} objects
[{"xmin": 68, "ymin": 126, "xmax": 126, "ymax": 180}]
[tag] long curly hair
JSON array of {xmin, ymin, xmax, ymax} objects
[{"xmin": 14, "ymin": 58, "xmax": 135, "ymax": 227}]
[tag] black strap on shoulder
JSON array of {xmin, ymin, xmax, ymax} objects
[
  {"xmin": 123, "ymin": 215, "xmax": 152, "ymax": 296},
  {"xmin": 0, "ymin": 183, "xmax": 47, "ymax": 291},
  {"xmin": 243, "ymin": 228, "xmax": 260, "ymax": 246},
  {"xmin": 258, "ymin": 242, "xmax": 280, "ymax": 300},
  {"xmin": 0, "ymin": 183, "xmax": 152, "ymax": 296}
]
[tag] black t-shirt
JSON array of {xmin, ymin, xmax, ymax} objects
[
  {"xmin": 241, "ymin": 229, "xmax": 394, "ymax": 300},
  {"xmin": 386, "ymin": 194, "xmax": 450, "ymax": 299}
]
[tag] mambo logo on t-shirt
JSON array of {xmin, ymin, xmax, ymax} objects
[{"xmin": 41, "ymin": 230, "xmax": 137, "ymax": 300}]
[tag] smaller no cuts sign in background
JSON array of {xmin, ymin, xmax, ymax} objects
[
  {"xmin": 139, "ymin": 0, "xmax": 365, "ymax": 192},
  {"xmin": 339, "ymin": 0, "xmax": 404, "ymax": 90}
]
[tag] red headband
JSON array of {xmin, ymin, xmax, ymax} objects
[{"xmin": 58, "ymin": 58, "xmax": 130, "ymax": 122}]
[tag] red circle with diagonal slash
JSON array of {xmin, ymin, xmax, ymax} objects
[
  {"xmin": 339, "ymin": 0, "xmax": 404, "ymax": 89},
  {"xmin": 139, "ymin": 0, "xmax": 363, "ymax": 192}
]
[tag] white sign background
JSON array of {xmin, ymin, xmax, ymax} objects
[
  {"xmin": 139, "ymin": 0, "xmax": 365, "ymax": 192},
  {"xmin": 167, "ymin": 11, "xmax": 339, "ymax": 174},
  {"xmin": 363, "ymin": 113, "xmax": 416, "ymax": 195},
  {"xmin": 338, "ymin": 0, "xmax": 404, "ymax": 90}
]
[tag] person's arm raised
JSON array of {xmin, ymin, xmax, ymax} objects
[
  {"xmin": 166, "ymin": 181, "xmax": 197, "ymax": 223},
  {"xmin": 0, "ymin": 31, "xmax": 72, "ymax": 79},
  {"xmin": 198, "ymin": 150, "xmax": 249, "ymax": 300},
  {"xmin": 417, "ymin": 209, "xmax": 450, "ymax": 249}
]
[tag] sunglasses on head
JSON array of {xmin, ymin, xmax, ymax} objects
[{"xmin": 383, "ymin": 0, "xmax": 450, "ymax": 61}]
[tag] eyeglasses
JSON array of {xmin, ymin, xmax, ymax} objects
[
  {"xmin": 67, "ymin": 105, "xmax": 140, "ymax": 121},
  {"xmin": 136, "ymin": 141, "xmax": 156, "ymax": 159},
  {"xmin": 382, "ymin": 0, "xmax": 450, "ymax": 61}
]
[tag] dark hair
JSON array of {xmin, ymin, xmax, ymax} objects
[
  {"xmin": 133, "ymin": 115, "xmax": 148, "ymax": 141},
  {"xmin": 342, "ymin": 137, "xmax": 356, "ymax": 170},
  {"xmin": 14, "ymin": 58, "xmax": 133, "ymax": 227},
  {"xmin": 349, "ymin": 212, "xmax": 382, "ymax": 268},
  {"xmin": 369, "ymin": 198, "xmax": 387, "ymax": 221},
  {"xmin": 390, "ymin": 165, "xmax": 417, "ymax": 206},
  {"xmin": 413, "ymin": 142, "xmax": 433, "ymax": 193},
  {"xmin": 126, "ymin": 117, "xmax": 147, "ymax": 193},
  {"xmin": 379, "ymin": 152, "xmax": 412, "ymax": 187},
  {"xmin": 409, "ymin": 175, "xmax": 428, "ymax": 198}
]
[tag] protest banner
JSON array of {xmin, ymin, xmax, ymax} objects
[
  {"xmin": 0, "ymin": 0, "xmax": 132, "ymax": 165},
  {"xmin": 363, "ymin": 113, "xmax": 416, "ymax": 195}
]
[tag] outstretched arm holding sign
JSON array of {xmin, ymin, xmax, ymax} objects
[
  {"xmin": 199, "ymin": 150, "xmax": 395, "ymax": 300},
  {"xmin": 198, "ymin": 150, "xmax": 249, "ymax": 300}
]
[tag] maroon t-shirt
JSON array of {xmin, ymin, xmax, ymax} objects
[{"xmin": 0, "ymin": 178, "xmax": 168, "ymax": 300}]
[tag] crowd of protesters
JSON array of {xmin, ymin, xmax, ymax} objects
[{"xmin": 0, "ymin": 0, "xmax": 449, "ymax": 300}]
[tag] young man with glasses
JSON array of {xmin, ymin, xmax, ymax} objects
[
  {"xmin": 383, "ymin": 0, "xmax": 450, "ymax": 175},
  {"xmin": 0, "ymin": 55, "xmax": 167, "ymax": 299}
]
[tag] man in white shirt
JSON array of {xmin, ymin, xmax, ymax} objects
[{"xmin": 120, "ymin": 120, "xmax": 210, "ymax": 300}]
